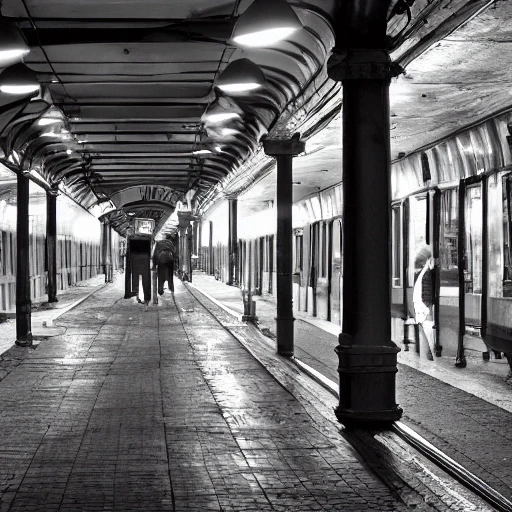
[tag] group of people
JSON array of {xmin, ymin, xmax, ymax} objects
[{"xmin": 128, "ymin": 234, "xmax": 178, "ymax": 305}]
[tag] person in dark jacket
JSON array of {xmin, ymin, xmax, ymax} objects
[{"xmin": 153, "ymin": 236, "xmax": 176, "ymax": 294}]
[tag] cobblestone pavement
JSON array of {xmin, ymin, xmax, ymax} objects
[
  {"xmin": 0, "ymin": 277, "xmax": 411, "ymax": 512},
  {"xmin": 0, "ymin": 273, "xmax": 108, "ymax": 356},
  {"xmin": 189, "ymin": 273, "xmax": 512, "ymax": 503}
]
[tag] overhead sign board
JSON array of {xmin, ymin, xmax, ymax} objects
[{"xmin": 134, "ymin": 218, "xmax": 155, "ymax": 235}]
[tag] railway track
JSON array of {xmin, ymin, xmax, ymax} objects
[
  {"xmin": 292, "ymin": 357, "xmax": 512, "ymax": 512},
  {"xmin": 182, "ymin": 281, "xmax": 512, "ymax": 510}
]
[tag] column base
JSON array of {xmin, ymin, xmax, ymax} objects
[
  {"xmin": 15, "ymin": 333, "xmax": 33, "ymax": 347},
  {"xmin": 335, "ymin": 336, "xmax": 403, "ymax": 428},
  {"xmin": 276, "ymin": 316, "xmax": 295, "ymax": 357}
]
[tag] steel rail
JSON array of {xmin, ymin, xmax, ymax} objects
[{"xmin": 290, "ymin": 356, "xmax": 512, "ymax": 512}]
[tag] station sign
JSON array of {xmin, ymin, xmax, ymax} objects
[{"xmin": 134, "ymin": 218, "xmax": 155, "ymax": 235}]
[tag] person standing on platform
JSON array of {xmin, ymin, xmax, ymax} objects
[
  {"xmin": 153, "ymin": 235, "xmax": 176, "ymax": 295},
  {"xmin": 130, "ymin": 239, "xmax": 152, "ymax": 305},
  {"xmin": 413, "ymin": 245, "xmax": 436, "ymax": 359}
]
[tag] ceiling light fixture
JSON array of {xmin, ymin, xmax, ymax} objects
[
  {"xmin": 66, "ymin": 149, "xmax": 72, "ymax": 155},
  {"xmin": 216, "ymin": 58, "xmax": 265, "ymax": 93},
  {"xmin": 0, "ymin": 18, "xmax": 30, "ymax": 66},
  {"xmin": 38, "ymin": 118, "xmax": 60, "ymax": 126},
  {"xmin": 205, "ymin": 112, "xmax": 240, "ymax": 124},
  {"xmin": 221, "ymin": 128, "xmax": 238, "ymax": 136},
  {"xmin": 232, "ymin": 0, "xmax": 302, "ymax": 47},
  {"xmin": 0, "ymin": 63, "xmax": 39, "ymax": 95}
]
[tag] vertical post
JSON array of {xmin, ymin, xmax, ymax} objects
[
  {"xmin": 456, "ymin": 179, "xmax": 467, "ymax": 367},
  {"xmin": 124, "ymin": 238, "xmax": 132, "ymax": 298},
  {"xmin": 101, "ymin": 221, "xmax": 108, "ymax": 282},
  {"xmin": 263, "ymin": 136, "xmax": 305, "ymax": 356},
  {"xmin": 192, "ymin": 221, "xmax": 198, "ymax": 257},
  {"xmin": 228, "ymin": 197, "xmax": 238, "ymax": 285},
  {"xmin": 198, "ymin": 221, "xmax": 203, "ymax": 270},
  {"xmin": 187, "ymin": 226, "xmax": 193, "ymax": 283},
  {"xmin": 16, "ymin": 172, "xmax": 32, "ymax": 346},
  {"xmin": 327, "ymin": 0, "xmax": 403, "ymax": 426},
  {"xmin": 46, "ymin": 189, "xmax": 58, "ymax": 303},
  {"xmin": 177, "ymin": 211, "xmax": 195, "ymax": 281},
  {"xmin": 107, "ymin": 224, "xmax": 113, "ymax": 282},
  {"xmin": 179, "ymin": 227, "xmax": 187, "ymax": 279},
  {"xmin": 209, "ymin": 220, "xmax": 214, "ymax": 275}
]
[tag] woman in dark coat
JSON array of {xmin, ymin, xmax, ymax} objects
[{"xmin": 153, "ymin": 236, "xmax": 176, "ymax": 294}]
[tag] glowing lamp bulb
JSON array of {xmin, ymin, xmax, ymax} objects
[
  {"xmin": 218, "ymin": 82, "xmax": 261, "ymax": 93},
  {"xmin": 205, "ymin": 112, "xmax": 240, "ymax": 123},
  {"xmin": 0, "ymin": 49, "xmax": 29, "ymax": 64},
  {"xmin": 233, "ymin": 27, "xmax": 297, "ymax": 47},
  {"xmin": 0, "ymin": 84, "xmax": 39, "ymax": 95},
  {"xmin": 38, "ymin": 118, "xmax": 60, "ymax": 126}
]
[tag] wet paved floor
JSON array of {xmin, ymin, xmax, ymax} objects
[
  {"xmin": 189, "ymin": 272, "xmax": 512, "ymax": 503},
  {"xmin": 0, "ymin": 277, "xmax": 412, "ymax": 511},
  {"xmin": 0, "ymin": 274, "xmax": 108, "ymax": 356}
]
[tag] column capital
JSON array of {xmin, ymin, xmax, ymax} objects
[
  {"xmin": 177, "ymin": 210, "xmax": 197, "ymax": 229},
  {"xmin": 46, "ymin": 186, "xmax": 59, "ymax": 197},
  {"xmin": 263, "ymin": 134, "xmax": 305, "ymax": 157},
  {"xmin": 327, "ymin": 48, "xmax": 403, "ymax": 82}
]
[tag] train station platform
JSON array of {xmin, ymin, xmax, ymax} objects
[
  {"xmin": 188, "ymin": 272, "xmax": 512, "ymax": 504},
  {"xmin": 0, "ymin": 274, "xmax": 504, "ymax": 511}
]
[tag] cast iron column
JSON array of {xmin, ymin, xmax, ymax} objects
[
  {"xmin": 124, "ymin": 238, "xmax": 132, "ymax": 298},
  {"xmin": 178, "ymin": 211, "xmax": 195, "ymax": 281},
  {"xmin": 327, "ymin": 0, "xmax": 403, "ymax": 426},
  {"xmin": 228, "ymin": 197, "xmax": 238, "ymax": 285},
  {"xmin": 187, "ymin": 226, "xmax": 193, "ymax": 283},
  {"xmin": 107, "ymin": 223, "xmax": 113, "ymax": 282},
  {"xmin": 46, "ymin": 189, "xmax": 58, "ymax": 303},
  {"xmin": 263, "ymin": 135, "xmax": 305, "ymax": 356},
  {"xmin": 209, "ymin": 221, "xmax": 214, "ymax": 275},
  {"xmin": 16, "ymin": 172, "xmax": 32, "ymax": 346}
]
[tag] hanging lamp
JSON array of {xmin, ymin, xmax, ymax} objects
[
  {"xmin": 216, "ymin": 58, "xmax": 265, "ymax": 93},
  {"xmin": 231, "ymin": 0, "xmax": 302, "ymax": 47},
  {"xmin": 0, "ymin": 63, "xmax": 39, "ymax": 95},
  {"xmin": 0, "ymin": 18, "xmax": 30, "ymax": 66}
]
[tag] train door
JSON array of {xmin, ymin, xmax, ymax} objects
[
  {"xmin": 456, "ymin": 178, "xmax": 486, "ymax": 366},
  {"xmin": 316, "ymin": 221, "xmax": 329, "ymax": 320},
  {"xmin": 437, "ymin": 189, "xmax": 460, "ymax": 357},
  {"xmin": 329, "ymin": 218, "xmax": 342, "ymax": 326}
]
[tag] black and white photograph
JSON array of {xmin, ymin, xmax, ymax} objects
[{"xmin": 0, "ymin": 1, "xmax": 511, "ymax": 510}]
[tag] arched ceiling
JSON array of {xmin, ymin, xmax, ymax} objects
[
  {"xmin": 0, "ymin": 0, "xmax": 508, "ymax": 235},
  {"xmin": 0, "ymin": 0, "xmax": 338, "ymax": 235}
]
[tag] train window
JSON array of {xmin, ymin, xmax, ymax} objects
[
  {"xmin": 321, "ymin": 223, "xmax": 327, "ymax": 278},
  {"xmin": 465, "ymin": 185, "xmax": 483, "ymax": 294},
  {"xmin": 412, "ymin": 196, "xmax": 428, "ymax": 258},
  {"xmin": 391, "ymin": 206, "xmax": 401, "ymax": 286},
  {"xmin": 0, "ymin": 232, "xmax": 3, "ymax": 276},
  {"xmin": 502, "ymin": 175, "xmax": 512, "ymax": 297},
  {"xmin": 439, "ymin": 189, "xmax": 458, "ymax": 287}
]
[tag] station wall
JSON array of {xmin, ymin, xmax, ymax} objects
[{"xmin": 0, "ymin": 181, "xmax": 117, "ymax": 314}]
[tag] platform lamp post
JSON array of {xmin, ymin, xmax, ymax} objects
[
  {"xmin": 327, "ymin": 0, "xmax": 403, "ymax": 427},
  {"xmin": 263, "ymin": 134, "xmax": 305, "ymax": 356}
]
